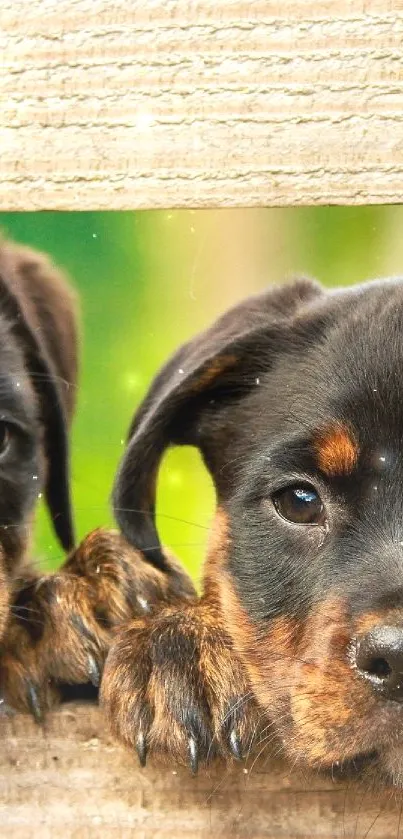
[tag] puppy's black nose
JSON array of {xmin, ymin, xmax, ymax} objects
[{"xmin": 355, "ymin": 626, "xmax": 403, "ymax": 701}]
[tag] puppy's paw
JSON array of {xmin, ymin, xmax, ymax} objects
[
  {"xmin": 100, "ymin": 605, "xmax": 259, "ymax": 772},
  {"xmin": 0, "ymin": 529, "xmax": 196, "ymax": 719}
]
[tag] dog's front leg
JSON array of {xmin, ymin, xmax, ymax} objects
[
  {"xmin": 100, "ymin": 597, "xmax": 261, "ymax": 772},
  {"xmin": 0, "ymin": 529, "xmax": 195, "ymax": 718}
]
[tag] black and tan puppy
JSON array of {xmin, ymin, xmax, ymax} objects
[
  {"xmin": 0, "ymin": 240, "xmax": 195, "ymax": 717},
  {"xmin": 98, "ymin": 276, "xmax": 403, "ymax": 786}
]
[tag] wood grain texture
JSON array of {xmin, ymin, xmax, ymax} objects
[
  {"xmin": 2, "ymin": 1, "xmax": 403, "ymax": 210},
  {"xmin": 0, "ymin": 702, "xmax": 401, "ymax": 839}
]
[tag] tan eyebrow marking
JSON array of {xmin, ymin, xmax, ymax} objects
[
  {"xmin": 315, "ymin": 424, "xmax": 358, "ymax": 477},
  {"xmin": 189, "ymin": 354, "xmax": 238, "ymax": 393}
]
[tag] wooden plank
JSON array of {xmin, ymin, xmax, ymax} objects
[
  {"xmin": 0, "ymin": 702, "xmax": 401, "ymax": 838},
  {"xmin": 2, "ymin": 1, "xmax": 403, "ymax": 210}
]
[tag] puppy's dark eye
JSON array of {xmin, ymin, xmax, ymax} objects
[
  {"xmin": 0, "ymin": 423, "xmax": 11, "ymax": 457},
  {"xmin": 272, "ymin": 485, "xmax": 325, "ymax": 525}
]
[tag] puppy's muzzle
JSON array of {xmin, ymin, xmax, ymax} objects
[{"xmin": 354, "ymin": 625, "xmax": 403, "ymax": 702}]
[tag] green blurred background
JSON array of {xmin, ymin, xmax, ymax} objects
[{"xmin": 0, "ymin": 207, "xmax": 402, "ymax": 585}]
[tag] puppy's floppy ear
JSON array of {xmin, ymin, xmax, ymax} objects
[
  {"xmin": 114, "ymin": 279, "xmax": 323, "ymax": 571},
  {"xmin": 0, "ymin": 241, "xmax": 79, "ymax": 551}
]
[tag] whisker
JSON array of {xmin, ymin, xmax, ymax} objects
[
  {"xmin": 115, "ymin": 507, "xmax": 211, "ymax": 531},
  {"xmin": 11, "ymin": 604, "xmax": 39, "ymax": 615},
  {"xmin": 397, "ymin": 799, "xmax": 402, "ymax": 839},
  {"xmin": 361, "ymin": 803, "xmax": 386, "ymax": 839},
  {"xmin": 24, "ymin": 372, "xmax": 79, "ymax": 391},
  {"xmin": 10, "ymin": 608, "xmax": 44, "ymax": 627},
  {"xmin": 205, "ymin": 691, "xmax": 255, "ymax": 763},
  {"xmin": 351, "ymin": 784, "xmax": 368, "ymax": 839}
]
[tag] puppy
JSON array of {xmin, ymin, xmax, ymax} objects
[
  {"xmin": 99, "ymin": 276, "xmax": 403, "ymax": 786},
  {"xmin": 0, "ymin": 240, "xmax": 196, "ymax": 718}
]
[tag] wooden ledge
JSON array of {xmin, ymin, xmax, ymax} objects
[
  {"xmin": 3, "ymin": 1, "xmax": 403, "ymax": 210},
  {"xmin": 0, "ymin": 702, "xmax": 402, "ymax": 838}
]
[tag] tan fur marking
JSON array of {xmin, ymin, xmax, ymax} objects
[
  {"xmin": 190, "ymin": 354, "xmax": 238, "ymax": 393},
  {"xmin": 203, "ymin": 507, "xmax": 232, "ymax": 603},
  {"xmin": 354, "ymin": 609, "xmax": 403, "ymax": 636},
  {"xmin": 0, "ymin": 551, "xmax": 10, "ymax": 641},
  {"xmin": 217, "ymin": 588, "xmax": 379, "ymax": 766},
  {"xmin": 315, "ymin": 424, "xmax": 358, "ymax": 476}
]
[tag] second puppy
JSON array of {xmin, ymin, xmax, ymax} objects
[{"xmin": 0, "ymin": 240, "xmax": 194, "ymax": 717}]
